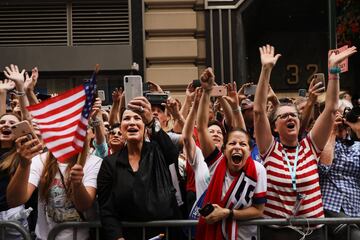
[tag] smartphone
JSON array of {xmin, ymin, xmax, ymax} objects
[
  {"xmin": 244, "ymin": 84, "xmax": 257, "ymax": 96},
  {"xmin": 199, "ymin": 203, "xmax": 214, "ymax": 217},
  {"xmin": 123, "ymin": 75, "xmax": 143, "ymax": 105},
  {"xmin": 298, "ymin": 89, "xmax": 307, "ymax": 97},
  {"xmin": 312, "ymin": 73, "xmax": 326, "ymax": 92},
  {"xmin": 97, "ymin": 90, "xmax": 105, "ymax": 102},
  {"xmin": 210, "ymin": 85, "xmax": 227, "ymax": 97},
  {"xmin": 11, "ymin": 121, "xmax": 37, "ymax": 142},
  {"xmin": 192, "ymin": 79, "xmax": 201, "ymax": 88}
]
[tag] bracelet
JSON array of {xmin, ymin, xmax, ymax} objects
[
  {"xmin": 233, "ymin": 106, "xmax": 241, "ymax": 113},
  {"xmin": 329, "ymin": 66, "xmax": 341, "ymax": 74},
  {"xmin": 328, "ymin": 75, "xmax": 340, "ymax": 81},
  {"xmin": 228, "ymin": 209, "xmax": 234, "ymax": 219},
  {"xmin": 90, "ymin": 118, "xmax": 101, "ymax": 127},
  {"xmin": 12, "ymin": 90, "xmax": 26, "ymax": 97}
]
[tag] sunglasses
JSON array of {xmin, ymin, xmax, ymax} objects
[
  {"xmin": 109, "ymin": 130, "xmax": 121, "ymax": 136},
  {"xmin": 274, "ymin": 112, "xmax": 299, "ymax": 121}
]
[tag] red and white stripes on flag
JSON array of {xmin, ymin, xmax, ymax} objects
[{"xmin": 27, "ymin": 85, "xmax": 88, "ymax": 162}]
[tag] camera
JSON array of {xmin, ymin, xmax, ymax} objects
[
  {"xmin": 343, "ymin": 106, "xmax": 360, "ymax": 123},
  {"xmin": 145, "ymin": 92, "xmax": 168, "ymax": 105}
]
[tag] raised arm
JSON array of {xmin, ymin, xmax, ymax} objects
[
  {"xmin": 4, "ymin": 64, "xmax": 31, "ymax": 121},
  {"xmin": 179, "ymin": 82, "xmax": 195, "ymax": 120},
  {"xmin": 90, "ymin": 98, "xmax": 106, "ymax": 146},
  {"xmin": 165, "ymin": 97, "xmax": 185, "ymax": 135},
  {"xmin": 254, "ymin": 45, "xmax": 281, "ymax": 155},
  {"xmin": 183, "ymin": 88, "xmax": 201, "ymax": 164},
  {"xmin": 109, "ymin": 88, "xmax": 122, "ymax": 126},
  {"xmin": 7, "ymin": 136, "xmax": 42, "ymax": 207},
  {"xmin": 24, "ymin": 67, "xmax": 40, "ymax": 105},
  {"xmin": 223, "ymin": 81, "xmax": 246, "ymax": 130},
  {"xmin": 319, "ymin": 112, "xmax": 342, "ymax": 166},
  {"xmin": 0, "ymin": 80, "xmax": 15, "ymax": 115},
  {"xmin": 197, "ymin": 68, "xmax": 216, "ymax": 158},
  {"xmin": 311, "ymin": 46, "xmax": 357, "ymax": 150}
]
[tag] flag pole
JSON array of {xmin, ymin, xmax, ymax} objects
[{"xmin": 77, "ymin": 64, "xmax": 100, "ymax": 166}]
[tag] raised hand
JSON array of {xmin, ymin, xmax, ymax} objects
[
  {"xmin": 24, "ymin": 67, "xmax": 39, "ymax": 91},
  {"xmin": 223, "ymin": 81, "xmax": 239, "ymax": 110},
  {"xmin": 147, "ymin": 81, "xmax": 163, "ymax": 93},
  {"xmin": 308, "ymin": 77, "xmax": 325, "ymax": 103},
  {"xmin": 15, "ymin": 136, "xmax": 42, "ymax": 167},
  {"xmin": 200, "ymin": 67, "xmax": 215, "ymax": 91},
  {"xmin": 0, "ymin": 79, "xmax": 15, "ymax": 92},
  {"xmin": 90, "ymin": 97, "xmax": 102, "ymax": 120},
  {"xmin": 164, "ymin": 97, "xmax": 180, "ymax": 119},
  {"xmin": 259, "ymin": 45, "xmax": 281, "ymax": 68},
  {"xmin": 185, "ymin": 82, "xmax": 196, "ymax": 101},
  {"xmin": 127, "ymin": 96, "xmax": 153, "ymax": 125},
  {"xmin": 112, "ymin": 88, "xmax": 122, "ymax": 103},
  {"xmin": 3, "ymin": 64, "xmax": 25, "ymax": 86},
  {"xmin": 328, "ymin": 46, "xmax": 357, "ymax": 68}
]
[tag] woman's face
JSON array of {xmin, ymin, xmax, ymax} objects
[
  {"xmin": 0, "ymin": 114, "xmax": 20, "ymax": 143},
  {"xmin": 108, "ymin": 127, "xmax": 125, "ymax": 152},
  {"xmin": 121, "ymin": 110, "xmax": 145, "ymax": 143},
  {"xmin": 208, "ymin": 124, "xmax": 224, "ymax": 149},
  {"xmin": 224, "ymin": 131, "xmax": 251, "ymax": 173},
  {"xmin": 274, "ymin": 105, "xmax": 300, "ymax": 140}
]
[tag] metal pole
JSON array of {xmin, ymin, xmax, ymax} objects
[
  {"xmin": 328, "ymin": 0, "xmax": 337, "ymax": 49},
  {"xmin": 235, "ymin": 8, "xmax": 247, "ymax": 86}
]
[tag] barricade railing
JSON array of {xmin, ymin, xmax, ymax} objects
[
  {"xmin": 33, "ymin": 217, "xmax": 360, "ymax": 240},
  {"xmin": 47, "ymin": 221, "xmax": 101, "ymax": 240},
  {"xmin": 0, "ymin": 221, "xmax": 32, "ymax": 240},
  {"xmin": 121, "ymin": 218, "xmax": 360, "ymax": 240}
]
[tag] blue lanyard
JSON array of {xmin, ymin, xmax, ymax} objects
[{"xmin": 283, "ymin": 146, "xmax": 299, "ymax": 192}]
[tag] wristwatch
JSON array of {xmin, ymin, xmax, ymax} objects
[{"xmin": 90, "ymin": 118, "xmax": 101, "ymax": 127}]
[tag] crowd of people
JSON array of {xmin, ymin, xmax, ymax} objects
[{"xmin": 0, "ymin": 44, "xmax": 359, "ymax": 240}]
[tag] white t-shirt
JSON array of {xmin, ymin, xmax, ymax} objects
[
  {"xmin": 29, "ymin": 153, "xmax": 102, "ymax": 240},
  {"xmin": 188, "ymin": 146, "xmax": 210, "ymax": 200}
]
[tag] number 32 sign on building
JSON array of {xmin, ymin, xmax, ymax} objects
[{"xmin": 205, "ymin": 0, "xmax": 248, "ymax": 9}]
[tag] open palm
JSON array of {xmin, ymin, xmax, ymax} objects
[
  {"xmin": 259, "ymin": 45, "xmax": 281, "ymax": 68},
  {"xmin": 3, "ymin": 64, "xmax": 25, "ymax": 85},
  {"xmin": 328, "ymin": 46, "xmax": 357, "ymax": 67},
  {"xmin": 0, "ymin": 79, "xmax": 15, "ymax": 91}
]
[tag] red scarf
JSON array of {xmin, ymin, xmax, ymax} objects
[{"xmin": 196, "ymin": 156, "xmax": 255, "ymax": 240}]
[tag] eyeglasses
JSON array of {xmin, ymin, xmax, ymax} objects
[{"xmin": 274, "ymin": 112, "xmax": 299, "ymax": 121}]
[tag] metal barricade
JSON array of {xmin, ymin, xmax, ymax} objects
[
  {"xmin": 121, "ymin": 218, "xmax": 360, "ymax": 240},
  {"xmin": 47, "ymin": 221, "xmax": 101, "ymax": 240},
  {"xmin": 0, "ymin": 221, "xmax": 32, "ymax": 240}
]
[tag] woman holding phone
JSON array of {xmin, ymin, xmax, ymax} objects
[
  {"xmin": 97, "ymin": 96, "xmax": 181, "ymax": 240},
  {"xmin": 0, "ymin": 113, "xmax": 41, "ymax": 239},
  {"xmin": 7, "ymin": 118, "xmax": 102, "ymax": 240},
  {"xmin": 253, "ymin": 45, "xmax": 357, "ymax": 239}
]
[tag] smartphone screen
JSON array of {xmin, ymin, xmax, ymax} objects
[
  {"xmin": 244, "ymin": 85, "xmax": 257, "ymax": 96},
  {"xmin": 298, "ymin": 89, "xmax": 307, "ymax": 97},
  {"xmin": 11, "ymin": 121, "xmax": 38, "ymax": 144},
  {"xmin": 123, "ymin": 75, "xmax": 143, "ymax": 105},
  {"xmin": 312, "ymin": 73, "xmax": 326, "ymax": 92},
  {"xmin": 97, "ymin": 90, "xmax": 105, "ymax": 101},
  {"xmin": 210, "ymin": 86, "xmax": 227, "ymax": 97}
]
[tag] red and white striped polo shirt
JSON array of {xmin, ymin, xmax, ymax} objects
[{"xmin": 261, "ymin": 135, "xmax": 324, "ymax": 222}]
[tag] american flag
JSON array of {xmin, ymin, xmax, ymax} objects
[{"xmin": 27, "ymin": 73, "xmax": 97, "ymax": 162}]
